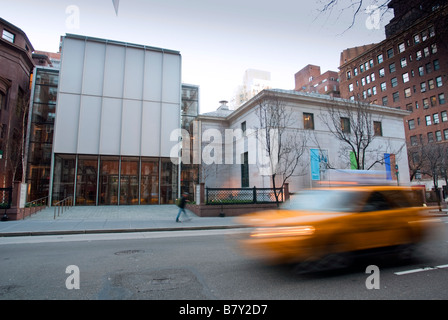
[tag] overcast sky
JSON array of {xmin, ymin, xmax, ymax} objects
[{"xmin": 2, "ymin": 0, "xmax": 393, "ymax": 113}]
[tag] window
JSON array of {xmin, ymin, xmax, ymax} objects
[
  {"xmin": 398, "ymin": 42, "xmax": 405, "ymax": 53},
  {"xmin": 442, "ymin": 111, "xmax": 447, "ymax": 122},
  {"xmin": 348, "ymin": 83, "xmax": 354, "ymax": 92},
  {"xmin": 404, "ymin": 88, "xmax": 411, "ymax": 98},
  {"xmin": 431, "ymin": 96, "xmax": 437, "ymax": 107},
  {"xmin": 303, "ymin": 113, "xmax": 314, "ymax": 130},
  {"xmin": 379, "ymin": 68, "xmax": 385, "ymax": 77},
  {"xmin": 374, "ymin": 121, "xmax": 382, "ymax": 136},
  {"xmin": 354, "ymin": 67, "xmax": 358, "ymax": 76},
  {"xmin": 387, "ymin": 48, "xmax": 394, "ymax": 58},
  {"xmin": 377, "ymin": 54, "xmax": 383, "ymax": 64},
  {"xmin": 400, "ymin": 57, "xmax": 407, "ymax": 68},
  {"xmin": 420, "ymin": 82, "xmax": 427, "ymax": 92},
  {"xmin": 402, "ymin": 73, "xmax": 409, "ymax": 83},
  {"xmin": 428, "ymin": 79, "xmax": 435, "ymax": 90},
  {"xmin": 418, "ymin": 66, "xmax": 424, "ymax": 76},
  {"xmin": 414, "ymin": 34, "xmax": 420, "ymax": 44},
  {"xmin": 429, "ymin": 26, "xmax": 435, "ymax": 38},
  {"xmin": 439, "ymin": 93, "xmax": 446, "ymax": 105},
  {"xmin": 369, "ymin": 59, "xmax": 374, "ymax": 68},
  {"xmin": 416, "ymin": 50, "xmax": 422, "ymax": 60},
  {"xmin": 371, "ymin": 73, "xmax": 375, "ymax": 82},
  {"xmin": 241, "ymin": 121, "xmax": 246, "ymax": 135},
  {"xmin": 241, "ymin": 152, "xmax": 249, "ymax": 188},
  {"xmin": 380, "ymin": 82, "xmax": 387, "ymax": 91},
  {"xmin": 423, "ymin": 98, "xmax": 429, "ymax": 109},
  {"xmin": 382, "ymin": 96, "xmax": 388, "ymax": 106},
  {"xmin": 406, "ymin": 103, "xmax": 413, "ymax": 112},
  {"xmin": 427, "ymin": 132, "xmax": 434, "ymax": 143},
  {"xmin": 360, "ymin": 64, "xmax": 364, "ymax": 73},
  {"xmin": 362, "ymin": 77, "xmax": 366, "ymax": 86},
  {"xmin": 422, "ymin": 30, "xmax": 428, "ymax": 42},
  {"xmin": 372, "ymin": 86, "xmax": 377, "ymax": 95},
  {"xmin": 424, "ymin": 47, "xmax": 430, "ymax": 57},
  {"xmin": 2, "ymin": 29, "xmax": 15, "ymax": 43},
  {"xmin": 425, "ymin": 62, "xmax": 432, "ymax": 74},
  {"xmin": 425, "ymin": 115, "xmax": 432, "ymax": 126},
  {"xmin": 431, "ymin": 44, "xmax": 437, "ymax": 54},
  {"xmin": 436, "ymin": 76, "xmax": 443, "ymax": 87},
  {"xmin": 347, "ymin": 71, "xmax": 351, "ymax": 80},
  {"xmin": 408, "ymin": 119, "xmax": 415, "ymax": 130},
  {"xmin": 410, "ymin": 135, "xmax": 418, "ymax": 146},
  {"xmin": 392, "ymin": 91, "xmax": 399, "ymax": 102},
  {"xmin": 436, "ymin": 131, "xmax": 442, "ymax": 142},
  {"xmin": 434, "ymin": 59, "xmax": 440, "ymax": 71},
  {"xmin": 445, "ymin": 130, "xmax": 448, "ymax": 140},
  {"xmin": 433, "ymin": 113, "xmax": 439, "ymax": 124},
  {"xmin": 341, "ymin": 117, "xmax": 350, "ymax": 133},
  {"xmin": 391, "ymin": 77, "xmax": 398, "ymax": 87},
  {"xmin": 389, "ymin": 63, "xmax": 396, "ymax": 73}
]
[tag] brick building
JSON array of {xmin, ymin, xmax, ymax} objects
[
  {"xmin": 0, "ymin": 18, "xmax": 34, "ymax": 189},
  {"xmin": 338, "ymin": 0, "xmax": 448, "ymax": 183},
  {"xmin": 294, "ymin": 64, "xmax": 340, "ymax": 98}
]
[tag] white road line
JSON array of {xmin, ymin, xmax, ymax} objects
[{"xmin": 395, "ymin": 264, "xmax": 448, "ymax": 276}]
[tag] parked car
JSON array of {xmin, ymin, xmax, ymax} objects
[{"xmin": 236, "ymin": 186, "xmax": 439, "ymax": 270}]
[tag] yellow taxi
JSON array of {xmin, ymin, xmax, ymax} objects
[{"xmin": 236, "ymin": 185, "xmax": 438, "ymax": 269}]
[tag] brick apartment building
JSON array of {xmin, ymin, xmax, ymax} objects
[
  {"xmin": 0, "ymin": 18, "xmax": 35, "ymax": 190},
  {"xmin": 339, "ymin": 0, "xmax": 448, "ymax": 157},
  {"xmin": 294, "ymin": 64, "xmax": 340, "ymax": 98}
]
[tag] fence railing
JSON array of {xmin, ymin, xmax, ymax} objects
[
  {"xmin": 25, "ymin": 196, "xmax": 48, "ymax": 208},
  {"xmin": 206, "ymin": 187, "xmax": 283, "ymax": 205},
  {"xmin": 53, "ymin": 196, "xmax": 73, "ymax": 219}
]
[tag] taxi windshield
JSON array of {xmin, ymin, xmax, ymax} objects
[{"xmin": 281, "ymin": 189, "xmax": 362, "ymax": 212}]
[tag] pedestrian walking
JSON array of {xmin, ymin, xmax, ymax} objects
[{"xmin": 176, "ymin": 192, "xmax": 191, "ymax": 222}]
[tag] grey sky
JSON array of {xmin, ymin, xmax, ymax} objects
[{"xmin": 1, "ymin": 0, "xmax": 392, "ymax": 112}]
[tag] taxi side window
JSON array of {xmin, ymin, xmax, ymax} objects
[{"xmin": 362, "ymin": 192, "xmax": 391, "ymax": 212}]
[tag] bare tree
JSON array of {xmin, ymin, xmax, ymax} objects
[
  {"xmin": 319, "ymin": 98, "xmax": 404, "ymax": 171},
  {"xmin": 255, "ymin": 91, "xmax": 308, "ymax": 205}
]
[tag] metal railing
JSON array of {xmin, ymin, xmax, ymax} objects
[
  {"xmin": 25, "ymin": 196, "xmax": 48, "ymax": 208},
  {"xmin": 206, "ymin": 186, "xmax": 284, "ymax": 205},
  {"xmin": 53, "ymin": 196, "xmax": 73, "ymax": 219}
]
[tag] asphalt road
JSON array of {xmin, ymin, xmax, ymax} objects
[{"xmin": 1, "ymin": 222, "xmax": 448, "ymax": 302}]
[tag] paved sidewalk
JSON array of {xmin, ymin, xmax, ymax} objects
[{"xmin": 0, "ymin": 205, "xmax": 245, "ymax": 237}]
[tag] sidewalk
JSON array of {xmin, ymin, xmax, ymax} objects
[{"xmin": 0, "ymin": 205, "xmax": 245, "ymax": 237}]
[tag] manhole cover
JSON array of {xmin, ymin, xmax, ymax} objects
[{"xmin": 114, "ymin": 249, "xmax": 144, "ymax": 255}]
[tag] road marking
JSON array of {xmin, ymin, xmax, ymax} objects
[{"xmin": 395, "ymin": 264, "xmax": 448, "ymax": 276}]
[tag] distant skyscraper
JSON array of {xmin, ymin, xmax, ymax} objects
[{"xmin": 232, "ymin": 69, "xmax": 271, "ymax": 108}]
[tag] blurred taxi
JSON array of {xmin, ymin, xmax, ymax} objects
[{"xmin": 236, "ymin": 185, "xmax": 438, "ymax": 267}]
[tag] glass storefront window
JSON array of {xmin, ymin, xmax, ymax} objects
[
  {"xmin": 76, "ymin": 156, "xmax": 98, "ymax": 205},
  {"xmin": 99, "ymin": 156, "xmax": 119, "ymax": 205},
  {"xmin": 52, "ymin": 154, "xmax": 75, "ymax": 204},
  {"xmin": 160, "ymin": 159, "xmax": 178, "ymax": 204},
  {"xmin": 120, "ymin": 157, "xmax": 139, "ymax": 205},
  {"xmin": 140, "ymin": 158, "xmax": 159, "ymax": 204}
]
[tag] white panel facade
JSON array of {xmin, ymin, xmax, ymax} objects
[
  {"xmin": 99, "ymin": 97, "xmax": 122, "ymax": 155},
  {"xmin": 54, "ymin": 35, "xmax": 181, "ymax": 158},
  {"xmin": 121, "ymin": 99, "xmax": 142, "ymax": 155},
  {"xmin": 58, "ymin": 38, "xmax": 84, "ymax": 94},
  {"xmin": 53, "ymin": 93, "xmax": 80, "ymax": 153},
  {"xmin": 141, "ymin": 101, "xmax": 161, "ymax": 156},
  {"xmin": 124, "ymin": 47, "xmax": 145, "ymax": 100},
  {"xmin": 82, "ymin": 41, "xmax": 106, "ymax": 96},
  {"xmin": 103, "ymin": 44, "xmax": 126, "ymax": 99},
  {"xmin": 143, "ymin": 51, "xmax": 163, "ymax": 101},
  {"xmin": 78, "ymin": 95, "xmax": 101, "ymax": 154}
]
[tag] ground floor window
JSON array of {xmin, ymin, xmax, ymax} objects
[{"xmin": 52, "ymin": 154, "xmax": 178, "ymax": 205}]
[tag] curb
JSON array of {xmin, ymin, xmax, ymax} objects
[{"xmin": 0, "ymin": 224, "xmax": 249, "ymax": 238}]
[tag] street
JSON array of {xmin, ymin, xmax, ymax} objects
[{"xmin": 1, "ymin": 219, "xmax": 448, "ymax": 301}]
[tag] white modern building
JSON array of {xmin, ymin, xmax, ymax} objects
[
  {"xmin": 196, "ymin": 89, "xmax": 411, "ymax": 192},
  {"xmin": 50, "ymin": 34, "xmax": 182, "ymax": 205}
]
